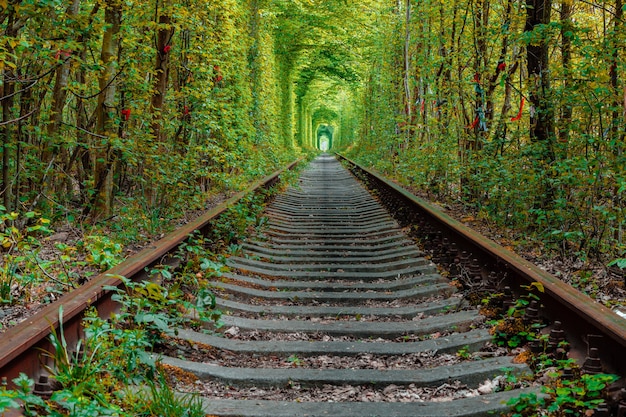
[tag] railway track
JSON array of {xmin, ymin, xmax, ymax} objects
[
  {"xmin": 158, "ymin": 154, "xmax": 534, "ymax": 416},
  {"xmin": 1, "ymin": 154, "xmax": 626, "ymax": 416}
]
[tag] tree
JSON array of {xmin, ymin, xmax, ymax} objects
[
  {"xmin": 88, "ymin": 0, "xmax": 122, "ymax": 220},
  {"xmin": 524, "ymin": 0, "xmax": 554, "ymax": 154}
]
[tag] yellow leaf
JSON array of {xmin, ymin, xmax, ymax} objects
[
  {"xmin": 530, "ymin": 282, "xmax": 545, "ymax": 293},
  {"xmin": 144, "ymin": 282, "xmax": 166, "ymax": 301}
]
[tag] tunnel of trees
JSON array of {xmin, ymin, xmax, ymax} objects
[
  {"xmin": 316, "ymin": 124, "xmax": 333, "ymax": 151},
  {"xmin": 0, "ymin": 0, "xmax": 624, "ymax": 263}
]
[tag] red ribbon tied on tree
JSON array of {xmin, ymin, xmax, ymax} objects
[
  {"xmin": 163, "ymin": 45, "xmax": 172, "ymax": 54},
  {"xmin": 121, "ymin": 109, "xmax": 131, "ymax": 121},
  {"xmin": 510, "ymin": 97, "xmax": 525, "ymax": 121},
  {"xmin": 213, "ymin": 65, "xmax": 223, "ymax": 83},
  {"xmin": 54, "ymin": 49, "xmax": 72, "ymax": 60},
  {"xmin": 467, "ymin": 116, "xmax": 479, "ymax": 129}
]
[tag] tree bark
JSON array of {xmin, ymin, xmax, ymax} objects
[
  {"xmin": 525, "ymin": 0, "xmax": 555, "ymax": 159},
  {"xmin": 88, "ymin": 0, "xmax": 122, "ymax": 220},
  {"xmin": 1, "ymin": 9, "xmax": 17, "ymax": 210},
  {"xmin": 46, "ymin": 0, "xmax": 80, "ymax": 142},
  {"xmin": 609, "ymin": 0, "xmax": 623, "ymax": 145},
  {"xmin": 558, "ymin": 0, "xmax": 573, "ymax": 145},
  {"xmin": 150, "ymin": 10, "xmax": 173, "ymax": 143},
  {"xmin": 403, "ymin": 0, "xmax": 412, "ymax": 141}
]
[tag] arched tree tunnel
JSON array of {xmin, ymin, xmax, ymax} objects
[
  {"xmin": 290, "ymin": 37, "xmax": 362, "ymax": 152},
  {"xmin": 311, "ymin": 107, "xmax": 338, "ymax": 150},
  {"xmin": 316, "ymin": 124, "xmax": 334, "ymax": 150}
]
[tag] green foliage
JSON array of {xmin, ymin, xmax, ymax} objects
[
  {"xmin": 287, "ymin": 354, "xmax": 303, "ymax": 366},
  {"xmin": 608, "ymin": 258, "xmax": 626, "ymax": 269},
  {"xmin": 507, "ymin": 391, "xmax": 547, "ymax": 417},
  {"xmin": 105, "ymin": 274, "xmax": 221, "ymax": 343},
  {"xmin": 79, "ymin": 236, "xmax": 124, "ymax": 272},
  {"xmin": 456, "ymin": 345, "xmax": 471, "ymax": 360},
  {"xmin": 41, "ymin": 308, "xmax": 103, "ymax": 399},
  {"xmin": 543, "ymin": 373, "xmax": 616, "ymax": 414},
  {"xmin": 489, "ymin": 284, "xmax": 544, "ymax": 348},
  {"xmin": 0, "ymin": 373, "xmax": 47, "ymax": 417},
  {"xmin": 209, "ymin": 193, "xmax": 269, "ymax": 249},
  {"xmin": 348, "ymin": 0, "xmax": 626, "ymax": 265},
  {"xmin": 129, "ymin": 373, "xmax": 205, "ymax": 417},
  {"xmin": 507, "ymin": 373, "xmax": 618, "ymax": 417},
  {"xmin": 0, "ymin": 207, "xmax": 53, "ymax": 304},
  {"xmin": 0, "ymin": 299, "xmax": 210, "ymax": 416},
  {"xmin": 0, "ymin": 0, "xmax": 297, "ymax": 249}
]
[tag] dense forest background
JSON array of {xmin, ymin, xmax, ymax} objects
[{"xmin": 0, "ymin": 0, "xmax": 624, "ymax": 265}]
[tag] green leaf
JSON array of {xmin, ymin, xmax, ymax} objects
[
  {"xmin": 196, "ymin": 287, "xmax": 216, "ymax": 310},
  {"xmin": 608, "ymin": 259, "xmax": 626, "ymax": 269},
  {"xmin": 0, "ymin": 395, "xmax": 20, "ymax": 412}
]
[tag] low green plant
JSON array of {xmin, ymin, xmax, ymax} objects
[
  {"xmin": 0, "ymin": 208, "xmax": 53, "ymax": 304},
  {"xmin": 456, "ymin": 345, "xmax": 471, "ymax": 360},
  {"xmin": 40, "ymin": 308, "xmax": 106, "ymax": 401},
  {"xmin": 489, "ymin": 283, "xmax": 545, "ymax": 348},
  {"xmin": 507, "ymin": 391, "xmax": 547, "ymax": 417},
  {"xmin": 1, "ymin": 306, "xmax": 155, "ymax": 416},
  {"xmin": 0, "ymin": 257, "xmax": 18, "ymax": 304},
  {"xmin": 105, "ymin": 275, "xmax": 221, "ymax": 343},
  {"xmin": 79, "ymin": 235, "xmax": 124, "ymax": 271},
  {"xmin": 129, "ymin": 372, "xmax": 205, "ymax": 417},
  {"xmin": 608, "ymin": 258, "xmax": 626, "ymax": 269},
  {"xmin": 0, "ymin": 373, "xmax": 48, "ymax": 416},
  {"xmin": 543, "ymin": 373, "xmax": 617, "ymax": 415},
  {"xmin": 507, "ymin": 372, "xmax": 618, "ymax": 416},
  {"xmin": 287, "ymin": 354, "xmax": 303, "ymax": 366},
  {"xmin": 209, "ymin": 193, "xmax": 269, "ymax": 249}
]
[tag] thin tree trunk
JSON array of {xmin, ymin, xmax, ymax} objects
[
  {"xmin": 558, "ymin": 0, "xmax": 573, "ymax": 145},
  {"xmin": 46, "ymin": 0, "xmax": 80, "ymax": 144},
  {"xmin": 88, "ymin": 0, "xmax": 121, "ymax": 220},
  {"xmin": 610, "ymin": 0, "xmax": 624, "ymax": 244},
  {"xmin": 403, "ymin": 0, "xmax": 412, "ymax": 142},
  {"xmin": 525, "ymin": 0, "xmax": 554, "ymax": 157},
  {"xmin": 150, "ymin": 11, "xmax": 173, "ymax": 143},
  {"xmin": 609, "ymin": 0, "xmax": 622, "ymax": 144},
  {"xmin": 1, "ymin": 10, "xmax": 17, "ymax": 210},
  {"xmin": 249, "ymin": 0, "xmax": 264, "ymax": 145}
]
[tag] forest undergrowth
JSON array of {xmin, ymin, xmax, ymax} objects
[{"xmin": 0, "ymin": 150, "xmax": 306, "ymax": 332}]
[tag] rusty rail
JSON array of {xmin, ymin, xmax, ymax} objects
[
  {"xmin": 338, "ymin": 153, "xmax": 626, "ymax": 375},
  {"xmin": 0, "ymin": 158, "xmax": 301, "ymax": 386}
]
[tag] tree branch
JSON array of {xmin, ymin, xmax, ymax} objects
[{"xmin": 0, "ymin": 109, "xmax": 36, "ymax": 126}]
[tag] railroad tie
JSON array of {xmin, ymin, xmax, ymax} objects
[{"xmin": 162, "ymin": 154, "xmax": 534, "ymax": 417}]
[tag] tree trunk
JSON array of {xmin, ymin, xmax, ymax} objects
[
  {"xmin": 403, "ymin": 0, "xmax": 412, "ymax": 142},
  {"xmin": 150, "ymin": 11, "xmax": 173, "ymax": 143},
  {"xmin": 46, "ymin": 0, "xmax": 80, "ymax": 143},
  {"xmin": 249, "ymin": 0, "xmax": 265, "ymax": 145},
  {"xmin": 88, "ymin": 0, "xmax": 122, "ymax": 221},
  {"xmin": 1, "ymin": 10, "xmax": 17, "ymax": 210},
  {"xmin": 609, "ymin": 0, "xmax": 623, "ymax": 145},
  {"xmin": 558, "ymin": 0, "xmax": 573, "ymax": 145},
  {"xmin": 610, "ymin": 0, "xmax": 624, "ymax": 244},
  {"xmin": 525, "ymin": 0, "xmax": 555, "ymax": 159}
]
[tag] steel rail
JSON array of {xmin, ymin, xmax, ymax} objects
[
  {"xmin": 337, "ymin": 153, "xmax": 626, "ymax": 375},
  {"xmin": 0, "ymin": 158, "xmax": 301, "ymax": 387}
]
